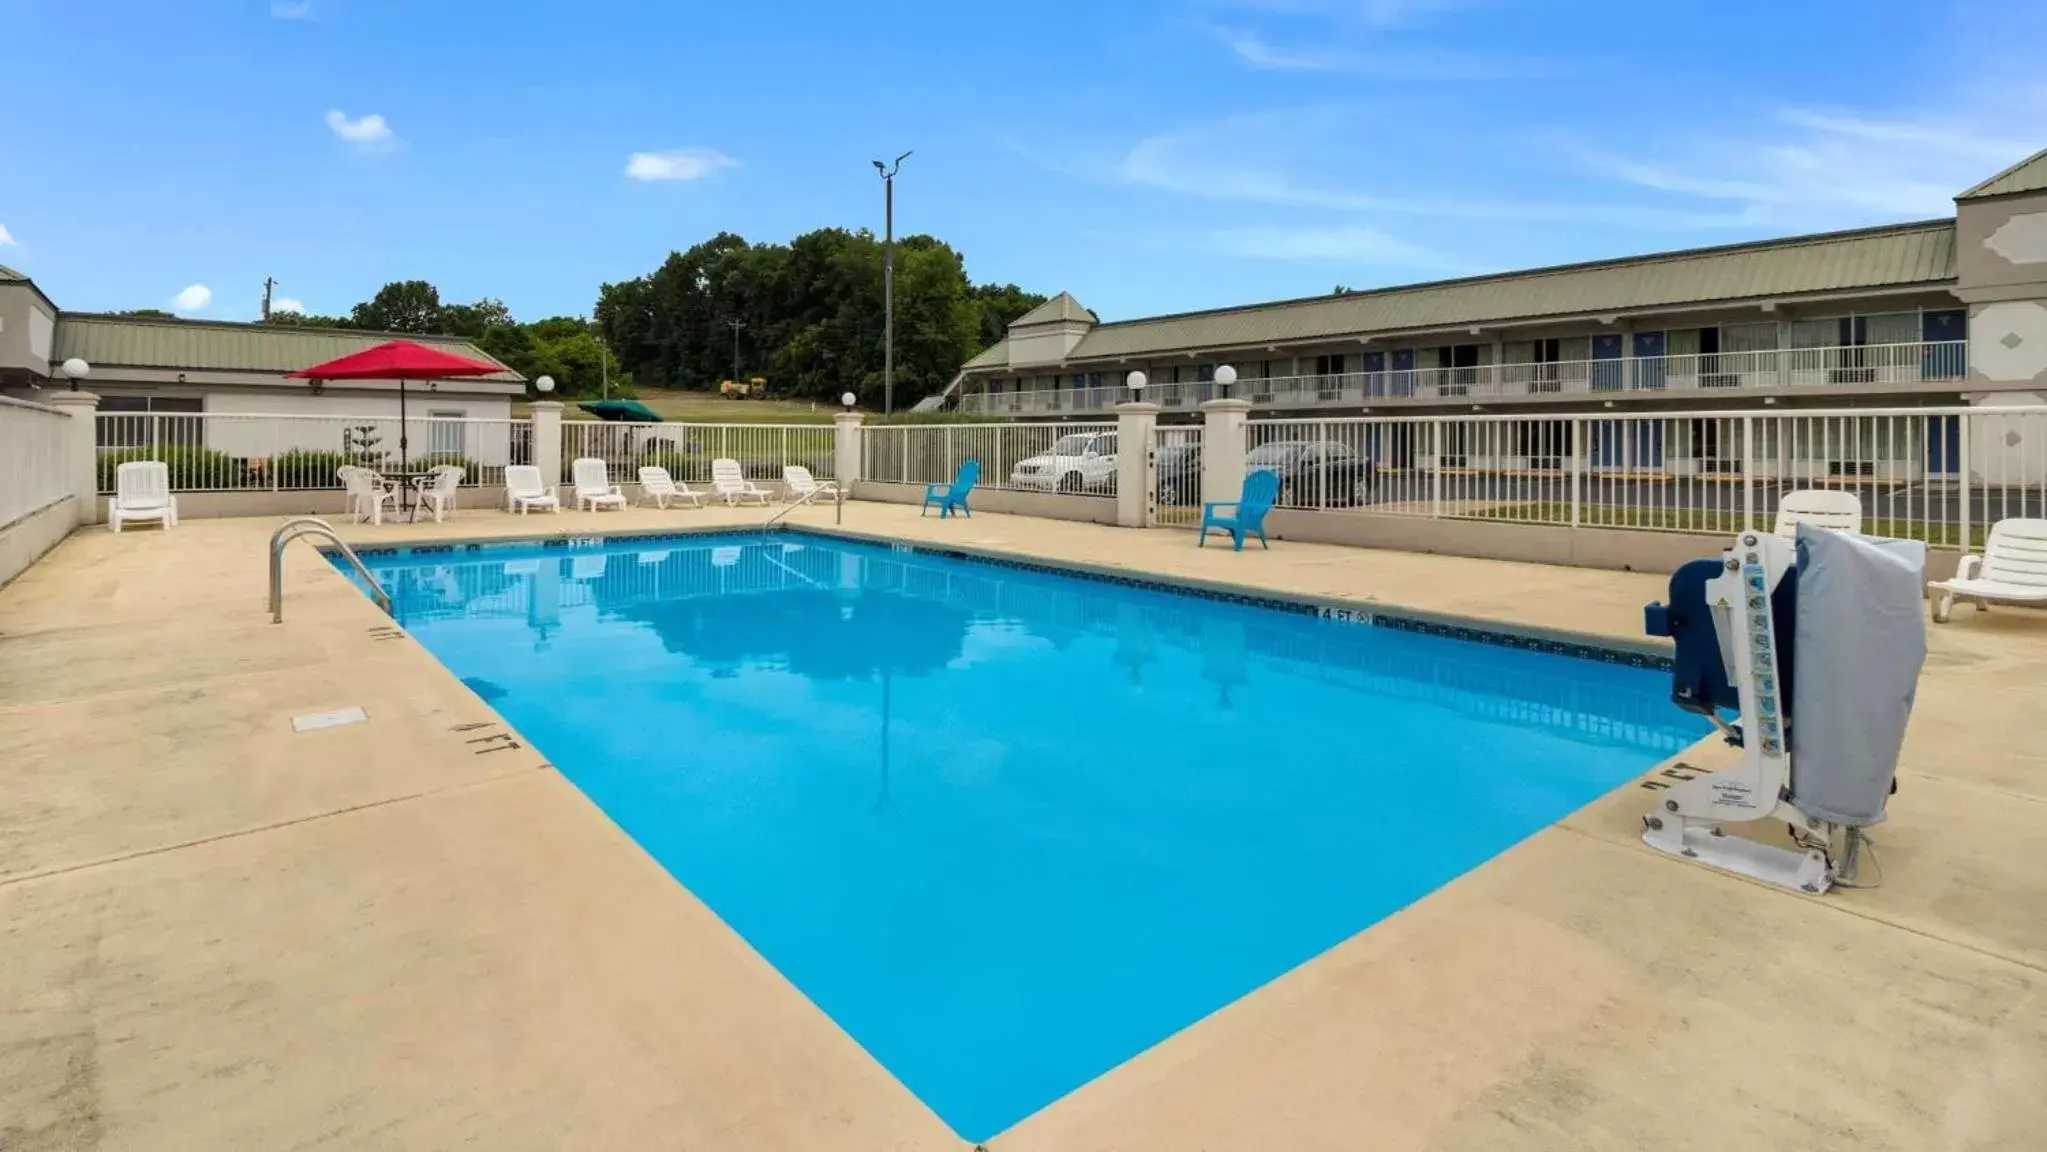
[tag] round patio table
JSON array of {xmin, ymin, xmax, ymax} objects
[{"xmin": 382, "ymin": 470, "xmax": 439, "ymax": 523}]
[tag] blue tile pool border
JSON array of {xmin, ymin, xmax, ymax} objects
[{"xmin": 338, "ymin": 525, "xmax": 1674, "ymax": 673}]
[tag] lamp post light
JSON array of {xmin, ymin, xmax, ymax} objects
[
  {"xmin": 871, "ymin": 150, "xmax": 912, "ymax": 415},
  {"xmin": 60, "ymin": 357, "xmax": 90, "ymax": 392},
  {"xmin": 534, "ymin": 374, "xmax": 555, "ymax": 395},
  {"xmin": 841, "ymin": 391, "xmax": 858, "ymax": 411},
  {"xmin": 1125, "ymin": 369, "xmax": 1147, "ymax": 400},
  {"xmin": 1213, "ymin": 363, "xmax": 1238, "ymax": 399}
]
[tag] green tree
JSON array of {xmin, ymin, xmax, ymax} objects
[
  {"xmin": 351, "ymin": 280, "xmax": 444, "ymax": 333},
  {"xmin": 968, "ymin": 283, "xmax": 1047, "ymax": 347},
  {"xmin": 439, "ymin": 297, "xmax": 513, "ymax": 338},
  {"xmin": 114, "ymin": 308, "xmax": 178, "ymax": 318}
]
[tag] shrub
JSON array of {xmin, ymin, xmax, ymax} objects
[
  {"xmin": 266, "ymin": 449, "xmax": 371, "ymax": 489},
  {"xmin": 408, "ymin": 452, "xmax": 480, "ymax": 478},
  {"xmin": 97, "ymin": 445, "xmax": 239, "ymax": 492}
]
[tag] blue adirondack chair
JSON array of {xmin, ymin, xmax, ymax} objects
[
  {"xmin": 1199, "ymin": 468, "xmax": 1280, "ymax": 551},
  {"xmin": 922, "ymin": 459, "xmax": 980, "ymax": 518}
]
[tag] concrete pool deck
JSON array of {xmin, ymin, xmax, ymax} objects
[{"xmin": 1, "ymin": 502, "xmax": 2042, "ymax": 1150}]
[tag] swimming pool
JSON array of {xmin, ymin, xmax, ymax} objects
[{"xmin": 341, "ymin": 530, "xmax": 1704, "ymax": 1141}]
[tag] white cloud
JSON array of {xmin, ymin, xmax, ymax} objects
[
  {"xmin": 271, "ymin": 0, "xmax": 313, "ymax": 18},
  {"xmin": 1210, "ymin": 224, "xmax": 1462, "ymax": 270},
  {"xmin": 272, "ymin": 296, "xmax": 306, "ymax": 314},
  {"xmin": 0, "ymin": 224, "xmax": 14, "ymax": 247},
  {"xmin": 325, "ymin": 109, "xmax": 394, "ymax": 148},
  {"xmin": 171, "ymin": 284, "xmax": 212, "ymax": 313},
  {"xmin": 1194, "ymin": 19, "xmax": 1549, "ymax": 79},
  {"xmin": 624, "ymin": 148, "xmax": 739, "ymax": 182}
]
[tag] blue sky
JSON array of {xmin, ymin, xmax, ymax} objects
[{"xmin": 2, "ymin": 0, "xmax": 2042, "ymax": 327}]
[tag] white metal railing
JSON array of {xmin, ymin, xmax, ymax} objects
[
  {"xmin": 1243, "ymin": 405, "xmax": 2045, "ymax": 549},
  {"xmin": 2, "ymin": 395, "xmax": 76, "ymax": 529},
  {"xmin": 92, "ymin": 412, "xmax": 530, "ymax": 493},
  {"xmin": 560, "ymin": 420, "xmax": 835, "ymax": 486},
  {"xmin": 958, "ymin": 342, "xmax": 1970, "ymax": 415},
  {"xmin": 861, "ymin": 421, "xmax": 1119, "ymax": 493},
  {"xmin": 1153, "ymin": 423, "xmax": 1204, "ymax": 527}
]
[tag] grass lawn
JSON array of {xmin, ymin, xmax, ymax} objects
[
  {"xmin": 1462, "ymin": 502, "xmax": 1978, "ymax": 548},
  {"xmin": 517, "ymin": 388, "xmax": 841, "ymax": 424}
]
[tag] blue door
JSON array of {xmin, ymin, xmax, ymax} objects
[
  {"xmin": 1926, "ymin": 415, "xmax": 1961, "ymax": 476},
  {"xmin": 1390, "ymin": 348, "xmax": 1415, "ymax": 397},
  {"xmin": 1632, "ymin": 331, "xmax": 1667, "ymax": 390},
  {"xmin": 1362, "ymin": 350, "xmax": 1385, "ymax": 398},
  {"xmin": 1922, "ymin": 309, "xmax": 1967, "ymax": 379},
  {"xmin": 1633, "ymin": 422, "xmax": 1665, "ymax": 468},
  {"xmin": 1591, "ymin": 334, "xmax": 1624, "ymax": 391}
]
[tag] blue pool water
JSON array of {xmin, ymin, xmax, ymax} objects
[{"xmin": 341, "ymin": 531, "xmax": 1703, "ymax": 1140}]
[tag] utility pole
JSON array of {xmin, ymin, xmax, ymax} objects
[
  {"xmin": 728, "ymin": 318, "xmax": 745, "ymax": 384},
  {"xmin": 600, "ymin": 342, "xmax": 610, "ymax": 399},
  {"xmin": 872, "ymin": 151, "xmax": 911, "ymax": 414},
  {"xmin": 261, "ymin": 277, "xmax": 276, "ymax": 321}
]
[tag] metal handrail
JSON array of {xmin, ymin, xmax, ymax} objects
[
  {"xmin": 764, "ymin": 480, "xmax": 842, "ymax": 528},
  {"xmin": 269, "ymin": 516, "xmax": 392, "ymax": 623}
]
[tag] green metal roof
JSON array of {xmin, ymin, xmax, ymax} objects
[
  {"xmin": 1958, "ymin": 146, "xmax": 2047, "ymax": 201},
  {"xmin": 1008, "ymin": 291, "xmax": 1095, "ymax": 327},
  {"xmin": 52, "ymin": 314, "xmax": 523, "ymax": 383},
  {"xmin": 969, "ymin": 219, "xmax": 1959, "ymax": 370}
]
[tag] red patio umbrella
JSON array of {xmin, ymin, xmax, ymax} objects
[{"xmin": 287, "ymin": 340, "xmax": 506, "ymax": 472}]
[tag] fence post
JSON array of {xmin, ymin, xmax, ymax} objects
[
  {"xmin": 1569, "ymin": 418, "xmax": 1582, "ymax": 529},
  {"xmin": 1115, "ymin": 401, "xmax": 1161, "ymax": 528},
  {"xmin": 1198, "ymin": 397, "xmax": 1252, "ymax": 510},
  {"xmin": 47, "ymin": 391, "xmax": 101, "ymax": 527},
  {"xmin": 833, "ymin": 410, "xmax": 863, "ymax": 490},
  {"xmin": 1741, "ymin": 416, "xmax": 1756, "ymax": 531},
  {"xmin": 530, "ymin": 401, "xmax": 563, "ymax": 492},
  {"xmin": 945, "ymin": 426, "xmax": 955, "ymax": 483},
  {"xmin": 1958, "ymin": 410, "xmax": 1972, "ymax": 550}
]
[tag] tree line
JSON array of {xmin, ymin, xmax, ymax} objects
[
  {"xmin": 237, "ymin": 228, "xmax": 1045, "ymax": 405},
  {"xmin": 594, "ymin": 229, "xmax": 1044, "ymax": 406}
]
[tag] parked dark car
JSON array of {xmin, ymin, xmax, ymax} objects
[
  {"xmin": 1155, "ymin": 442, "xmax": 1203, "ymax": 506},
  {"xmin": 1245, "ymin": 439, "xmax": 1375, "ymax": 507}
]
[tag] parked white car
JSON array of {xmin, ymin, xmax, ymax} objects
[{"xmin": 1009, "ymin": 431, "xmax": 1119, "ymax": 493}]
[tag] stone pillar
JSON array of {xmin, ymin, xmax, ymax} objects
[
  {"xmin": 529, "ymin": 400, "xmax": 564, "ymax": 489},
  {"xmin": 834, "ymin": 411, "xmax": 864, "ymax": 489},
  {"xmin": 1114, "ymin": 401, "xmax": 1159, "ymax": 527},
  {"xmin": 46, "ymin": 390, "xmax": 100, "ymax": 526},
  {"xmin": 1199, "ymin": 397, "xmax": 1252, "ymax": 508}
]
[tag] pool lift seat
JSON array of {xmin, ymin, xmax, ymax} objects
[{"xmin": 1642, "ymin": 527, "xmax": 1926, "ymax": 895}]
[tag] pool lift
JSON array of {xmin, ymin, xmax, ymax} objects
[{"xmin": 1642, "ymin": 526, "xmax": 1927, "ymax": 895}]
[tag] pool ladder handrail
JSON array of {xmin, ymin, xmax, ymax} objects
[
  {"xmin": 763, "ymin": 478, "xmax": 845, "ymax": 528},
  {"xmin": 269, "ymin": 516, "xmax": 392, "ymax": 623}
]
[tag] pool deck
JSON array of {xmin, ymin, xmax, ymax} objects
[{"xmin": 2, "ymin": 502, "xmax": 2043, "ymax": 1151}]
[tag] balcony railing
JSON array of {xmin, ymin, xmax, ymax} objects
[{"xmin": 958, "ymin": 341, "xmax": 1969, "ymax": 416}]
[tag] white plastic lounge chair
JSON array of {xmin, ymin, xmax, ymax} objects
[
  {"xmin": 1773, "ymin": 489, "xmax": 1863, "ymax": 540},
  {"xmin": 637, "ymin": 466, "xmax": 705, "ymax": 509},
  {"xmin": 337, "ymin": 465, "xmax": 398, "ymax": 525},
  {"xmin": 781, "ymin": 464, "xmax": 840, "ymax": 502},
  {"xmin": 572, "ymin": 458, "xmax": 627, "ymax": 512},
  {"xmin": 710, "ymin": 458, "xmax": 772, "ymax": 506},
  {"xmin": 503, "ymin": 465, "xmax": 561, "ymax": 514},
  {"xmin": 412, "ymin": 465, "xmax": 464, "ymax": 523},
  {"xmin": 107, "ymin": 460, "xmax": 178, "ymax": 532},
  {"xmin": 1929, "ymin": 517, "xmax": 2047, "ymax": 623}
]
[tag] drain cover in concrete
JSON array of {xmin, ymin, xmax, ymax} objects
[{"xmin": 292, "ymin": 706, "xmax": 368, "ymax": 733}]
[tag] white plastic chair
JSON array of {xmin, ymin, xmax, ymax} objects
[
  {"xmin": 337, "ymin": 465, "xmax": 398, "ymax": 526},
  {"xmin": 710, "ymin": 458, "xmax": 772, "ymax": 506},
  {"xmin": 572, "ymin": 457, "xmax": 627, "ymax": 512},
  {"xmin": 781, "ymin": 464, "xmax": 840, "ymax": 502},
  {"xmin": 1930, "ymin": 518, "xmax": 2047, "ymax": 622},
  {"xmin": 412, "ymin": 465, "xmax": 464, "ymax": 523},
  {"xmin": 1773, "ymin": 489, "xmax": 1863, "ymax": 541},
  {"xmin": 503, "ymin": 465, "xmax": 561, "ymax": 514},
  {"xmin": 638, "ymin": 466, "xmax": 705, "ymax": 509},
  {"xmin": 107, "ymin": 460, "xmax": 178, "ymax": 532}
]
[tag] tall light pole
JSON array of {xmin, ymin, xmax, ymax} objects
[{"xmin": 872, "ymin": 151, "xmax": 911, "ymax": 414}]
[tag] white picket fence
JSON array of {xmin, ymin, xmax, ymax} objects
[
  {"xmin": 560, "ymin": 421, "xmax": 835, "ymax": 486},
  {"xmin": 860, "ymin": 422, "xmax": 1119, "ymax": 493},
  {"xmin": 1243, "ymin": 406, "xmax": 2044, "ymax": 548},
  {"xmin": 93, "ymin": 411, "xmax": 529, "ymax": 493},
  {"xmin": 2, "ymin": 396, "xmax": 77, "ymax": 528}
]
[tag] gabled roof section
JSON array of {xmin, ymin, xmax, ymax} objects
[
  {"xmin": 1958, "ymin": 146, "xmax": 2047, "ymax": 201},
  {"xmin": 1043, "ymin": 219, "xmax": 1958, "ymax": 365},
  {"xmin": 1008, "ymin": 291, "xmax": 1094, "ymax": 328},
  {"xmin": 963, "ymin": 339, "xmax": 1010, "ymax": 370},
  {"xmin": 52, "ymin": 314, "xmax": 523, "ymax": 383},
  {"xmin": 0, "ymin": 263, "xmax": 27, "ymax": 283}
]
